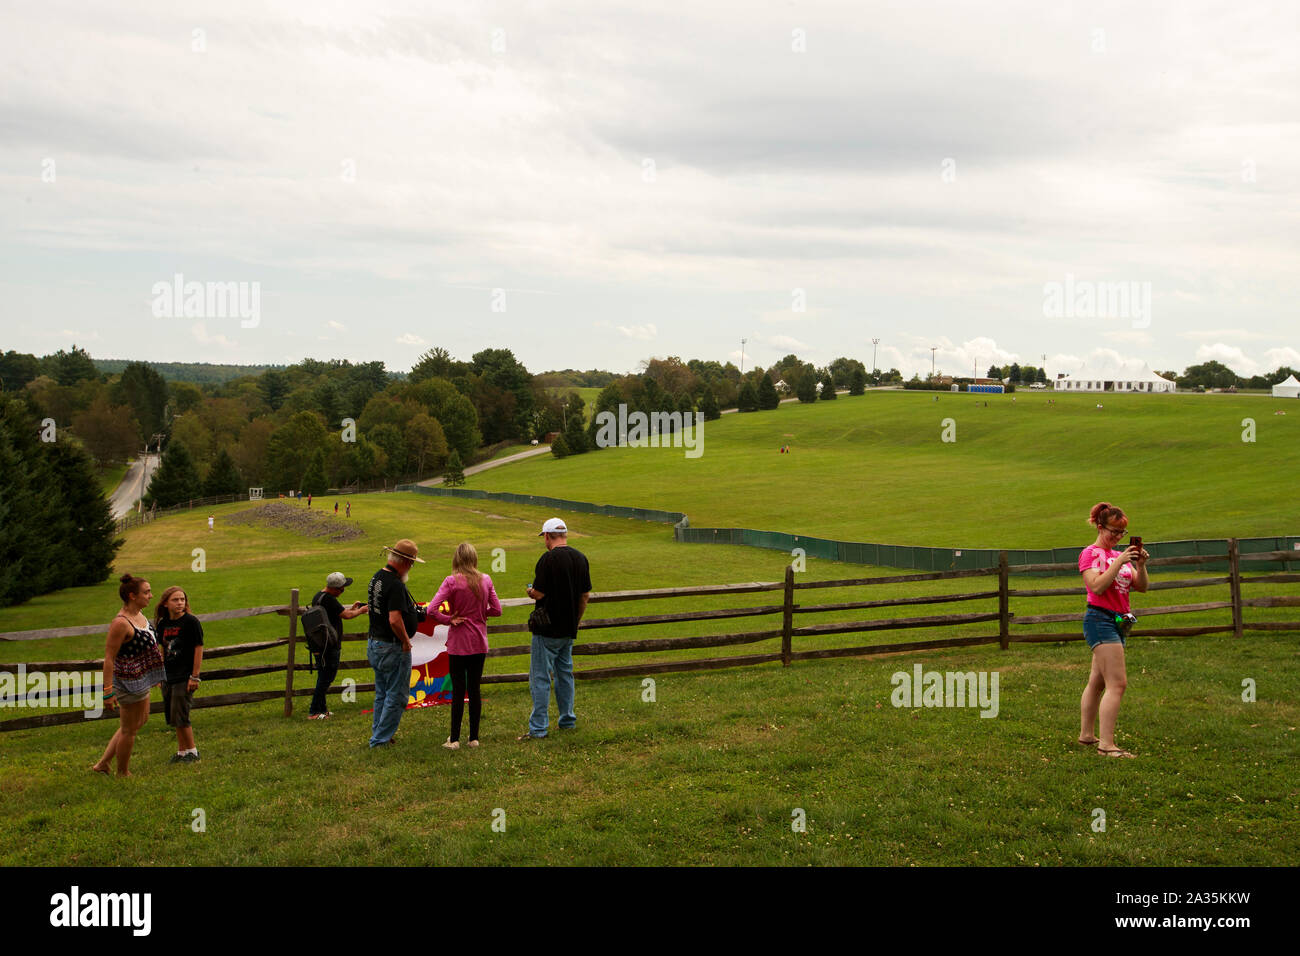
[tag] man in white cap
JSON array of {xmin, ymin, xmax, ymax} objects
[
  {"xmin": 307, "ymin": 572, "xmax": 368, "ymax": 719},
  {"xmin": 520, "ymin": 518, "xmax": 591, "ymax": 740},
  {"xmin": 366, "ymin": 539, "xmax": 425, "ymax": 747}
]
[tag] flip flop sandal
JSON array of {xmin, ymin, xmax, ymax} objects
[
  {"xmin": 1098, "ymin": 747, "xmax": 1136, "ymax": 758},
  {"xmin": 1076, "ymin": 738, "xmax": 1100, "ymax": 747}
]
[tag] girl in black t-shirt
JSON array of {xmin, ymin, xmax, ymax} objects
[{"xmin": 155, "ymin": 587, "xmax": 204, "ymax": 763}]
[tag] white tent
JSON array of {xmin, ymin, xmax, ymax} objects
[
  {"xmin": 1054, "ymin": 360, "xmax": 1176, "ymax": 394},
  {"xmin": 1273, "ymin": 374, "xmax": 1300, "ymax": 398}
]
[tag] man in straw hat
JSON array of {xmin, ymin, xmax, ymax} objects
[{"xmin": 365, "ymin": 539, "xmax": 425, "ymax": 748}]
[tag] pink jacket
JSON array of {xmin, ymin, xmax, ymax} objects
[{"xmin": 429, "ymin": 572, "xmax": 502, "ymax": 656}]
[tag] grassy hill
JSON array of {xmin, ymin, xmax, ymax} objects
[{"xmin": 465, "ymin": 390, "xmax": 1300, "ymax": 547}]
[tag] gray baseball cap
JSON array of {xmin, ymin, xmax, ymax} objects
[{"xmin": 325, "ymin": 572, "xmax": 353, "ymax": 590}]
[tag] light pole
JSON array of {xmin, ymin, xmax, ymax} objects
[
  {"xmin": 930, "ymin": 347, "xmax": 937, "ymax": 380},
  {"xmin": 740, "ymin": 338, "xmax": 747, "ymax": 375},
  {"xmin": 872, "ymin": 338, "xmax": 880, "ymax": 377}
]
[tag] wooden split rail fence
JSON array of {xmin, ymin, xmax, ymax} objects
[{"xmin": 3, "ymin": 539, "xmax": 1296, "ymax": 732}]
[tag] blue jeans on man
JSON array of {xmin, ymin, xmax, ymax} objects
[
  {"xmin": 367, "ymin": 637, "xmax": 411, "ymax": 747},
  {"xmin": 528, "ymin": 634, "xmax": 576, "ymax": 737},
  {"xmin": 310, "ymin": 646, "xmax": 341, "ymax": 716}
]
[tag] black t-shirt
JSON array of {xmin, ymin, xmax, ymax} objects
[
  {"xmin": 158, "ymin": 612, "xmax": 204, "ymax": 683},
  {"xmin": 532, "ymin": 546, "xmax": 592, "ymax": 639},
  {"xmin": 311, "ymin": 590, "xmax": 345, "ymax": 645},
  {"xmin": 367, "ymin": 566, "xmax": 417, "ymax": 641}
]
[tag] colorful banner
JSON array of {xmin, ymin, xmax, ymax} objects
[{"xmin": 407, "ymin": 600, "xmax": 453, "ymax": 708}]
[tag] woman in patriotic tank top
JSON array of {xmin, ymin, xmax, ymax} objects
[
  {"xmin": 1077, "ymin": 502, "xmax": 1148, "ymax": 758},
  {"xmin": 92, "ymin": 574, "xmax": 166, "ymax": 777}
]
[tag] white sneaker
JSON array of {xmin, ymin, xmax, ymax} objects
[{"xmin": 442, "ymin": 738, "xmax": 460, "ymax": 750}]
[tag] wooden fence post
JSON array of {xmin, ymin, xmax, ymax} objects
[
  {"xmin": 284, "ymin": 588, "xmax": 299, "ymax": 716},
  {"xmin": 1227, "ymin": 538, "xmax": 1243, "ymax": 639},
  {"xmin": 782, "ymin": 565, "xmax": 794, "ymax": 666},
  {"xmin": 998, "ymin": 551, "xmax": 1010, "ymax": 650}
]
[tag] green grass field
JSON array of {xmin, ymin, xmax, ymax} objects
[
  {"xmin": 1, "ymin": 389, "xmax": 1297, "ymax": 866},
  {"xmin": 471, "ymin": 390, "xmax": 1300, "ymax": 547}
]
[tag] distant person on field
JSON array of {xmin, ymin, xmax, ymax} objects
[
  {"xmin": 308, "ymin": 572, "xmax": 368, "ymax": 719},
  {"xmin": 366, "ymin": 540, "xmax": 424, "ymax": 747},
  {"xmin": 429, "ymin": 543, "xmax": 502, "ymax": 749},
  {"xmin": 155, "ymin": 586, "xmax": 204, "ymax": 763},
  {"xmin": 208, "ymin": 514, "xmax": 214, "ymax": 532},
  {"xmin": 520, "ymin": 518, "xmax": 591, "ymax": 740},
  {"xmin": 334, "ymin": 501, "xmax": 339, "ymax": 516},
  {"xmin": 346, "ymin": 501, "xmax": 351, "ymax": 518},
  {"xmin": 1078, "ymin": 502, "xmax": 1148, "ymax": 758},
  {"xmin": 92, "ymin": 575, "xmax": 166, "ymax": 777}
]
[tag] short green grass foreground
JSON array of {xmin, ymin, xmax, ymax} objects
[{"xmin": 2, "ymin": 634, "xmax": 1295, "ymax": 866}]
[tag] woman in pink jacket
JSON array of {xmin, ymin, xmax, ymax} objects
[{"xmin": 429, "ymin": 542, "xmax": 502, "ymax": 749}]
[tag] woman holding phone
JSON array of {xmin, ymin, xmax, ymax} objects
[
  {"xmin": 428, "ymin": 543, "xmax": 502, "ymax": 749},
  {"xmin": 1078, "ymin": 502, "xmax": 1148, "ymax": 758}
]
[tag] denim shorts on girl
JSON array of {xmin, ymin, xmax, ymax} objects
[{"xmin": 1083, "ymin": 605, "xmax": 1126, "ymax": 649}]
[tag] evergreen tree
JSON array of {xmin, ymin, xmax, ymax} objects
[
  {"xmin": 144, "ymin": 439, "xmax": 203, "ymax": 508},
  {"xmin": 986, "ymin": 365, "xmax": 1000, "ymax": 379},
  {"xmin": 737, "ymin": 380, "xmax": 759, "ymax": 412},
  {"xmin": 444, "ymin": 449, "xmax": 466, "ymax": 486},
  {"xmin": 563, "ymin": 393, "xmax": 588, "ymax": 453},
  {"xmin": 48, "ymin": 442, "xmax": 121, "ymax": 588},
  {"xmin": 849, "ymin": 366, "xmax": 867, "ymax": 395},
  {"xmin": 820, "ymin": 371, "xmax": 837, "ymax": 400},
  {"xmin": 586, "ymin": 382, "xmax": 625, "ymax": 450},
  {"xmin": 796, "ymin": 373, "xmax": 818, "ymax": 404},
  {"xmin": 202, "ymin": 447, "xmax": 243, "ymax": 497},
  {"xmin": 758, "ymin": 373, "xmax": 780, "ymax": 410},
  {"xmin": 550, "ymin": 434, "xmax": 571, "ymax": 458},
  {"xmin": 699, "ymin": 386, "xmax": 721, "ymax": 421},
  {"xmin": 0, "ymin": 398, "xmax": 121, "ymax": 606},
  {"xmin": 301, "ymin": 449, "xmax": 329, "ymax": 496},
  {"xmin": 112, "ymin": 362, "xmax": 169, "ymax": 442},
  {"xmin": 1009, "ymin": 363, "xmax": 1021, "ymax": 383}
]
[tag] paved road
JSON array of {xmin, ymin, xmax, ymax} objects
[
  {"xmin": 109, "ymin": 454, "xmax": 159, "ymax": 518},
  {"xmin": 417, "ymin": 445, "xmax": 551, "ymax": 486}
]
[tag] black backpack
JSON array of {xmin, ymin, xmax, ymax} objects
[{"xmin": 302, "ymin": 592, "xmax": 341, "ymax": 669}]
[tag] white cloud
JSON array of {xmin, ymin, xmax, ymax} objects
[
  {"xmin": 327, "ymin": 320, "xmax": 346, "ymax": 331},
  {"xmin": 191, "ymin": 322, "xmax": 234, "ymax": 348},
  {"xmin": 617, "ymin": 323, "xmax": 657, "ymax": 341},
  {"xmin": 764, "ymin": 334, "xmax": 810, "ymax": 352},
  {"xmin": 395, "ymin": 333, "xmax": 426, "ymax": 346}
]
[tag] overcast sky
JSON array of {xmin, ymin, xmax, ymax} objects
[{"xmin": 3, "ymin": 0, "xmax": 1297, "ymax": 379}]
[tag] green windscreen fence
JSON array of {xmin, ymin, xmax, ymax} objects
[
  {"xmin": 394, "ymin": 485, "xmax": 1296, "ymax": 576},
  {"xmin": 674, "ymin": 529, "xmax": 1299, "ymax": 576}
]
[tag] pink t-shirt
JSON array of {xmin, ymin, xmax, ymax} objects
[
  {"xmin": 428, "ymin": 573, "xmax": 501, "ymax": 656},
  {"xmin": 1078, "ymin": 545, "xmax": 1133, "ymax": 615}
]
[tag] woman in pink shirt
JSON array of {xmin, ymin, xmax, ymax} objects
[
  {"xmin": 1078, "ymin": 502, "xmax": 1148, "ymax": 758},
  {"xmin": 429, "ymin": 543, "xmax": 501, "ymax": 749}
]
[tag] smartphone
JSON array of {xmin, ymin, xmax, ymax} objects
[{"xmin": 1130, "ymin": 536, "xmax": 1143, "ymax": 553}]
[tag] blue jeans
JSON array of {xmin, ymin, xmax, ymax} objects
[
  {"xmin": 310, "ymin": 646, "xmax": 341, "ymax": 715},
  {"xmin": 528, "ymin": 635, "xmax": 576, "ymax": 737},
  {"xmin": 367, "ymin": 638, "xmax": 411, "ymax": 747}
]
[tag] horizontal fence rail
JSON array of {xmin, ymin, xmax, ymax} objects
[{"xmin": 2, "ymin": 539, "xmax": 1296, "ymax": 731}]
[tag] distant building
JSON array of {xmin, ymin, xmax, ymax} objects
[{"xmin": 1054, "ymin": 360, "xmax": 1175, "ymax": 393}]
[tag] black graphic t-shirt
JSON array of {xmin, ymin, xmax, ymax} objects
[
  {"xmin": 367, "ymin": 566, "xmax": 417, "ymax": 641},
  {"xmin": 158, "ymin": 612, "xmax": 204, "ymax": 683}
]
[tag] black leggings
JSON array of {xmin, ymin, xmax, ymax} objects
[{"xmin": 449, "ymin": 653, "xmax": 485, "ymax": 742}]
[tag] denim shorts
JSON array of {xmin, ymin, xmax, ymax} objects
[{"xmin": 1083, "ymin": 606, "xmax": 1126, "ymax": 649}]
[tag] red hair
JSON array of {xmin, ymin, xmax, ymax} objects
[{"xmin": 1089, "ymin": 502, "xmax": 1128, "ymax": 529}]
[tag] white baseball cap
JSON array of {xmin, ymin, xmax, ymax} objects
[{"xmin": 538, "ymin": 518, "xmax": 569, "ymax": 536}]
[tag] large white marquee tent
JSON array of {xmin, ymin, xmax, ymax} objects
[
  {"xmin": 1272, "ymin": 374, "xmax": 1300, "ymax": 398},
  {"xmin": 1054, "ymin": 359, "xmax": 1176, "ymax": 394}
]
